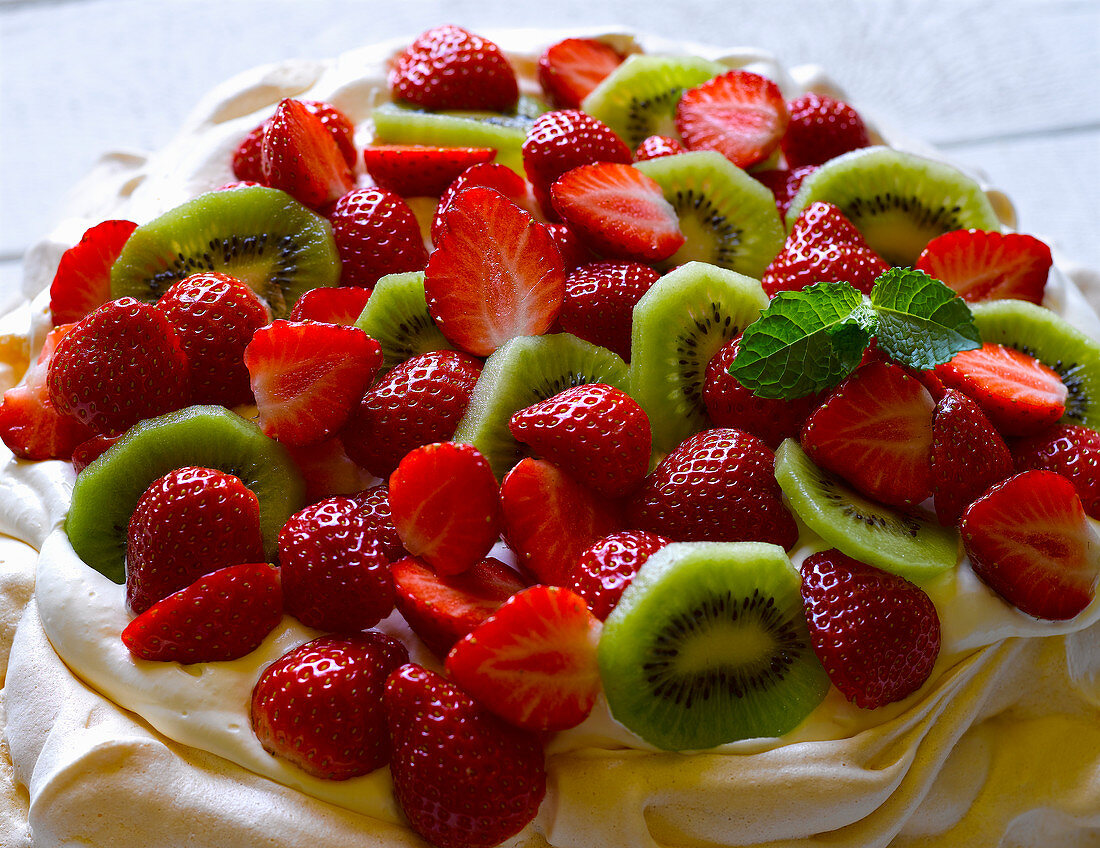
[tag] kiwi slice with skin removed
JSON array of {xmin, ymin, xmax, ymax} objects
[
  {"xmin": 630, "ymin": 261, "xmax": 768, "ymax": 456},
  {"xmin": 599, "ymin": 541, "xmax": 829, "ymax": 750},
  {"xmin": 774, "ymin": 439, "xmax": 958, "ymax": 582},
  {"xmin": 971, "ymin": 298, "xmax": 1100, "ymax": 430},
  {"xmin": 581, "ymin": 54, "xmax": 724, "ymax": 149},
  {"xmin": 785, "ymin": 147, "xmax": 1002, "ymax": 267},
  {"xmin": 110, "ymin": 186, "xmax": 340, "ymax": 318},
  {"xmin": 66, "ymin": 405, "xmax": 305, "ymax": 584},
  {"xmin": 354, "ymin": 271, "xmax": 453, "ymax": 370},
  {"xmin": 635, "ymin": 151, "xmax": 786, "ymax": 277},
  {"xmin": 452, "ymin": 333, "xmax": 628, "ymax": 478}
]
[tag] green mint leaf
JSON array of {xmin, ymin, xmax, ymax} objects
[
  {"xmin": 729, "ymin": 282, "xmax": 874, "ymax": 399},
  {"xmin": 870, "ymin": 268, "xmax": 982, "ymax": 369}
]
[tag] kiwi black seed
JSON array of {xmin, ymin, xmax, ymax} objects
[
  {"xmin": 353, "ymin": 271, "xmax": 453, "ymax": 371},
  {"xmin": 110, "ymin": 186, "xmax": 340, "ymax": 318},
  {"xmin": 598, "ymin": 541, "xmax": 830, "ymax": 750}
]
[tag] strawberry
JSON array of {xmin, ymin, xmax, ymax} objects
[
  {"xmin": 509, "ymin": 383, "xmax": 651, "ymax": 497},
  {"xmin": 48, "ymin": 219, "xmax": 137, "ymax": 326},
  {"xmin": 500, "ymin": 457, "xmax": 624, "ymax": 585},
  {"xmin": 780, "ymin": 93, "xmax": 870, "ymax": 168},
  {"xmin": 0, "ymin": 324, "xmax": 94, "ymax": 461},
  {"xmin": 391, "ymin": 555, "xmax": 528, "ymax": 659},
  {"xmin": 914, "ymin": 230, "xmax": 1052, "ymax": 305},
  {"xmin": 47, "ymin": 297, "xmax": 190, "ymax": 435},
  {"xmin": 536, "ymin": 37, "xmax": 624, "ymax": 109},
  {"xmin": 261, "ymin": 99, "xmax": 355, "ymax": 210},
  {"xmin": 329, "ymin": 187, "xmax": 429, "ymax": 288},
  {"xmin": 960, "ymin": 470, "xmax": 1099, "ymax": 620},
  {"xmin": 283, "ymin": 437, "xmax": 374, "ymax": 502},
  {"xmin": 425, "ymin": 186, "xmax": 565, "ymax": 357},
  {"xmin": 384, "ymin": 663, "xmax": 545, "ymax": 848},
  {"xmin": 430, "ymin": 162, "xmax": 527, "ymax": 244},
  {"xmin": 633, "ymin": 134, "xmax": 685, "ymax": 162},
  {"xmin": 752, "ymin": 165, "xmax": 817, "ymax": 217},
  {"xmin": 550, "ymin": 162, "xmax": 684, "ymax": 262},
  {"xmin": 233, "ymin": 100, "xmax": 357, "ymax": 182},
  {"xmin": 702, "ymin": 334, "xmax": 822, "ymax": 449},
  {"xmin": 675, "ymin": 70, "xmax": 789, "ymax": 169},
  {"xmin": 930, "ymin": 389, "xmax": 1015, "ymax": 526},
  {"xmin": 389, "ymin": 25, "xmax": 519, "ymax": 113},
  {"xmin": 351, "ymin": 483, "xmax": 407, "ymax": 562},
  {"xmin": 244, "ymin": 319, "xmax": 382, "ymax": 447},
  {"xmin": 801, "ymin": 361, "xmax": 936, "ymax": 507},
  {"xmin": 544, "ymin": 221, "xmax": 593, "ymax": 270},
  {"xmin": 629, "ymin": 428, "xmax": 798, "ymax": 549},
  {"xmin": 155, "ymin": 272, "xmax": 269, "ymax": 407},
  {"xmin": 446, "ymin": 585, "xmax": 601, "ymax": 731},
  {"xmin": 1011, "ymin": 424, "xmax": 1100, "ymax": 520},
  {"xmin": 287, "ymin": 286, "xmax": 373, "ymax": 325},
  {"xmin": 565, "ymin": 530, "xmax": 670, "ymax": 620},
  {"xmin": 363, "ymin": 145, "xmax": 496, "ymax": 197},
  {"xmin": 70, "ymin": 431, "xmax": 120, "ymax": 472},
  {"xmin": 341, "ymin": 349, "xmax": 482, "ymax": 478},
  {"xmin": 121, "ymin": 562, "xmax": 282, "ymax": 663},
  {"xmin": 126, "ymin": 466, "xmax": 266, "ymax": 614},
  {"xmin": 278, "ymin": 496, "xmax": 396, "ymax": 632},
  {"xmin": 800, "ymin": 549, "xmax": 941, "ymax": 709},
  {"xmin": 388, "ymin": 442, "xmax": 503, "ymax": 576},
  {"xmin": 251, "ymin": 632, "xmax": 408, "ymax": 780},
  {"xmin": 556, "ymin": 260, "xmax": 659, "ymax": 360},
  {"xmin": 934, "ymin": 342, "xmax": 1067, "ymax": 437}
]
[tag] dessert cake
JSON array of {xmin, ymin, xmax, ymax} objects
[{"xmin": 2, "ymin": 26, "xmax": 1099, "ymax": 848}]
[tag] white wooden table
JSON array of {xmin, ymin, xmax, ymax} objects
[{"xmin": 1, "ymin": 0, "xmax": 1097, "ymax": 297}]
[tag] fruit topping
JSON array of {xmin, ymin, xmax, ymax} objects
[
  {"xmin": 915, "ymin": 230, "xmax": 1052, "ymax": 305},
  {"xmin": 329, "ymin": 187, "xmax": 430, "ymax": 288},
  {"xmin": 556, "ymin": 260, "xmax": 659, "ymax": 361},
  {"xmin": 233, "ymin": 99, "xmax": 357, "ymax": 183},
  {"xmin": 430, "ymin": 161, "xmax": 528, "ymax": 243},
  {"xmin": 48, "ymin": 219, "xmax": 137, "ymax": 326},
  {"xmin": 363, "ymin": 145, "xmax": 496, "ymax": 197},
  {"xmin": 350, "ymin": 483, "xmax": 406, "ymax": 561},
  {"xmin": 780, "ymin": 93, "xmax": 870, "ymax": 168},
  {"xmin": 537, "ymin": 37, "xmax": 625, "ymax": 109},
  {"xmin": 261, "ymin": 99, "xmax": 356, "ymax": 210},
  {"xmin": 753, "ymin": 164, "xmax": 818, "ymax": 217},
  {"xmin": 287, "ymin": 285, "xmax": 373, "ymax": 325},
  {"xmin": 1011, "ymin": 423, "xmax": 1100, "ymax": 519},
  {"xmin": 565, "ymin": 529, "xmax": 670, "ymax": 620},
  {"xmin": 633, "ymin": 134, "xmax": 685, "ymax": 161}
]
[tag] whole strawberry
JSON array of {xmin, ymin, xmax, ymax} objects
[
  {"xmin": 351, "ymin": 483, "xmax": 407, "ymax": 561},
  {"xmin": 1011, "ymin": 423, "xmax": 1100, "ymax": 520},
  {"xmin": 329, "ymin": 187, "xmax": 429, "ymax": 288},
  {"xmin": 251, "ymin": 632, "xmax": 408, "ymax": 780},
  {"xmin": 800, "ymin": 549, "xmax": 941, "ymax": 709},
  {"xmin": 565, "ymin": 530, "xmax": 670, "ymax": 620},
  {"xmin": 384, "ymin": 663, "xmax": 545, "ymax": 848},
  {"xmin": 781, "ymin": 93, "xmax": 870, "ymax": 168},
  {"xmin": 556, "ymin": 261, "xmax": 659, "ymax": 361}
]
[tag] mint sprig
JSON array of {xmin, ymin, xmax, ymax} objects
[{"xmin": 730, "ymin": 269, "xmax": 980, "ymax": 399}]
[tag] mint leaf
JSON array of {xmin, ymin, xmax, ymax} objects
[
  {"xmin": 870, "ymin": 268, "xmax": 982, "ymax": 369},
  {"xmin": 729, "ymin": 282, "xmax": 874, "ymax": 399}
]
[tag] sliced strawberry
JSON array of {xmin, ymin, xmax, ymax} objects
[
  {"xmin": 233, "ymin": 100, "xmax": 357, "ymax": 182},
  {"xmin": 935, "ymin": 342, "xmax": 1067, "ymax": 437},
  {"xmin": 752, "ymin": 165, "xmax": 817, "ymax": 217},
  {"xmin": 1011, "ymin": 424, "xmax": 1100, "ymax": 520},
  {"xmin": 425, "ymin": 186, "xmax": 565, "ymax": 357},
  {"xmin": 780, "ymin": 93, "xmax": 870, "ymax": 168},
  {"xmin": 430, "ymin": 162, "xmax": 528, "ymax": 244},
  {"xmin": 675, "ymin": 70, "xmax": 789, "ymax": 169},
  {"xmin": 287, "ymin": 286, "xmax": 373, "ymax": 325},
  {"xmin": 556, "ymin": 260, "xmax": 659, "ymax": 360},
  {"xmin": 537, "ymin": 37, "xmax": 624, "ymax": 109},
  {"xmin": 329, "ymin": 187, "xmax": 429, "ymax": 288},
  {"xmin": 500, "ymin": 457, "xmax": 624, "ymax": 585},
  {"xmin": 445, "ymin": 585, "xmax": 601, "ymax": 731},
  {"xmin": 244, "ymin": 320, "xmax": 382, "ymax": 446},
  {"xmin": 283, "ymin": 437, "xmax": 375, "ymax": 502},
  {"xmin": 801, "ymin": 361, "xmax": 936, "ymax": 507},
  {"xmin": 364, "ymin": 145, "xmax": 496, "ymax": 197},
  {"xmin": 121, "ymin": 562, "xmax": 282, "ymax": 663},
  {"xmin": 565, "ymin": 530, "xmax": 670, "ymax": 620},
  {"xmin": 48, "ymin": 219, "xmax": 137, "ymax": 326},
  {"xmin": 391, "ymin": 555, "xmax": 528, "ymax": 658},
  {"xmin": 388, "ymin": 442, "xmax": 503, "ymax": 576},
  {"xmin": 261, "ymin": 98, "xmax": 355, "ymax": 210},
  {"xmin": 914, "ymin": 230, "xmax": 1052, "ymax": 305},
  {"xmin": 960, "ymin": 470, "xmax": 1099, "ymax": 620},
  {"xmin": 550, "ymin": 162, "xmax": 684, "ymax": 262},
  {"xmin": 633, "ymin": 134, "xmax": 685, "ymax": 162}
]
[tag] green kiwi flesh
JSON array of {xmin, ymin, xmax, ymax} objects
[
  {"xmin": 66, "ymin": 405, "xmax": 305, "ymax": 584},
  {"xmin": 630, "ymin": 261, "xmax": 768, "ymax": 456},
  {"xmin": 110, "ymin": 186, "xmax": 340, "ymax": 318},
  {"xmin": 452, "ymin": 333, "xmax": 628, "ymax": 478},
  {"xmin": 354, "ymin": 271, "xmax": 453, "ymax": 370},
  {"xmin": 774, "ymin": 439, "xmax": 958, "ymax": 582},
  {"xmin": 785, "ymin": 147, "xmax": 1002, "ymax": 267},
  {"xmin": 971, "ymin": 298, "xmax": 1100, "ymax": 430},
  {"xmin": 599, "ymin": 541, "xmax": 829, "ymax": 750},
  {"xmin": 635, "ymin": 151, "xmax": 786, "ymax": 277}
]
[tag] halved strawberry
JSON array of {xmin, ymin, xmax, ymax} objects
[
  {"xmin": 445, "ymin": 585, "xmax": 602, "ymax": 731},
  {"xmin": 675, "ymin": 70, "xmax": 789, "ymax": 169},
  {"xmin": 48, "ymin": 219, "xmax": 137, "ymax": 326},
  {"xmin": 537, "ymin": 37, "xmax": 624, "ymax": 109},
  {"xmin": 351, "ymin": 483, "xmax": 407, "ymax": 562},
  {"xmin": 914, "ymin": 230, "xmax": 1052, "ymax": 305},
  {"xmin": 425, "ymin": 186, "xmax": 565, "ymax": 357},
  {"xmin": 244, "ymin": 320, "xmax": 382, "ymax": 446},
  {"xmin": 960, "ymin": 470, "xmax": 1099, "ymax": 620},
  {"xmin": 233, "ymin": 100, "xmax": 357, "ymax": 182},
  {"xmin": 550, "ymin": 162, "xmax": 684, "ymax": 262},
  {"xmin": 1011, "ymin": 424, "xmax": 1100, "ymax": 520},
  {"xmin": 261, "ymin": 98, "xmax": 355, "ymax": 210},
  {"xmin": 363, "ymin": 145, "xmax": 496, "ymax": 197},
  {"xmin": 71, "ymin": 431, "xmax": 121, "ymax": 472},
  {"xmin": 287, "ymin": 286, "xmax": 373, "ymax": 325},
  {"xmin": 283, "ymin": 437, "xmax": 375, "ymax": 502},
  {"xmin": 430, "ymin": 162, "xmax": 528, "ymax": 244}
]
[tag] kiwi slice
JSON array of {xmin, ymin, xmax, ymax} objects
[
  {"xmin": 971, "ymin": 299, "xmax": 1100, "ymax": 430},
  {"xmin": 774, "ymin": 439, "xmax": 958, "ymax": 582},
  {"xmin": 353, "ymin": 271, "xmax": 453, "ymax": 370},
  {"xmin": 581, "ymin": 54, "xmax": 724, "ymax": 149},
  {"xmin": 110, "ymin": 186, "xmax": 339, "ymax": 318},
  {"xmin": 599, "ymin": 540, "xmax": 829, "ymax": 750},
  {"xmin": 66, "ymin": 405, "xmax": 305, "ymax": 584},
  {"xmin": 785, "ymin": 147, "xmax": 1002, "ymax": 266},
  {"xmin": 452, "ymin": 333, "xmax": 628, "ymax": 478},
  {"xmin": 635, "ymin": 151, "xmax": 786, "ymax": 277},
  {"xmin": 630, "ymin": 262, "xmax": 768, "ymax": 456}
]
